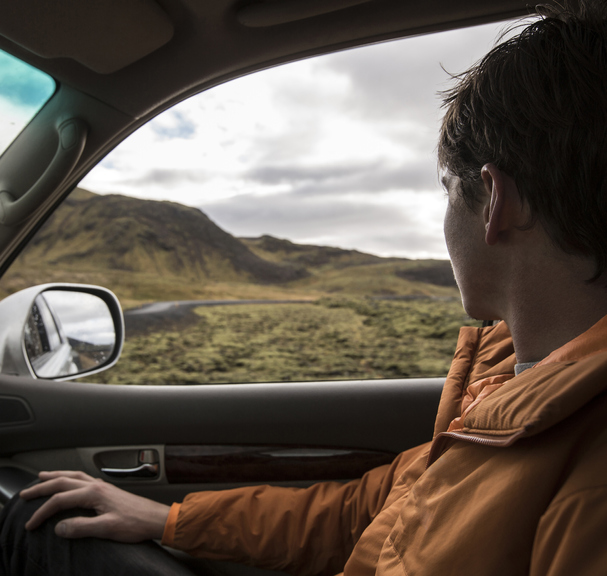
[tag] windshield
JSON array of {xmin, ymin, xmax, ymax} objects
[{"xmin": 0, "ymin": 49, "xmax": 56, "ymax": 154}]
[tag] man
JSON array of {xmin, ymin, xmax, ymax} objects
[{"xmin": 3, "ymin": 1, "xmax": 607, "ymax": 574}]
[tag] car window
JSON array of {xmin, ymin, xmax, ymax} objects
[
  {"xmin": 0, "ymin": 48, "xmax": 56, "ymax": 154},
  {"xmin": 0, "ymin": 21, "xmax": 519, "ymax": 385}
]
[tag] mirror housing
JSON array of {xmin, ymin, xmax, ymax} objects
[{"xmin": 0, "ymin": 284, "xmax": 124, "ymax": 380}]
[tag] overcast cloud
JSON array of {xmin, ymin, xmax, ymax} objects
[{"xmin": 80, "ymin": 18, "xmax": 529, "ymax": 259}]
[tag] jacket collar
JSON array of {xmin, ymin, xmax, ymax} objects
[
  {"xmin": 433, "ymin": 321, "xmax": 515, "ymax": 436},
  {"xmin": 465, "ymin": 351, "xmax": 607, "ymax": 436},
  {"xmin": 434, "ymin": 315, "xmax": 607, "ymax": 438}
]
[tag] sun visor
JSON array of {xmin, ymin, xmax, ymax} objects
[
  {"xmin": 0, "ymin": 0, "xmax": 174, "ymax": 74},
  {"xmin": 237, "ymin": 0, "xmax": 376, "ymax": 27}
]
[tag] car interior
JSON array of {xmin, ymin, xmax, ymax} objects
[{"xmin": 0, "ymin": 0, "xmax": 544, "ymax": 574}]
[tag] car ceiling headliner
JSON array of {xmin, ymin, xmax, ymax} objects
[{"xmin": 0, "ymin": 0, "xmax": 539, "ymax": 120}]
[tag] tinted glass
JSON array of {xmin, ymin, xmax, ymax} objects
[{"xmin": 0, "ymin": 49, "xmax": 56, "ymax": 153}]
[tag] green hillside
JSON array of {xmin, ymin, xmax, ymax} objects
[
  {"xmin": 17, "ymin": 188, "xmax": 307, "ymax": 282},
  {"xmin": 1, "ymin": 188, "xmax": 459, "ymax": 307},
  {"xmin": 241, "ymin": 236, "xmax": 457, "ymax": 298}
]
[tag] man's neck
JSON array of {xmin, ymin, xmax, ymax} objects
[{"xmin": 501, "ymin": 274, "xmax": 607, "ymax": 364}]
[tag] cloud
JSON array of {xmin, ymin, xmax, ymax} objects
[
  {"xmin": 244, "ymin": 162, "xmax": 379, "ymax": 186},
  {"xmin": 120, "ymin": 169, "xmax": 210, "ymax": 187},
  {"xmin": 244, "ymin": 158, "xmax": 439, "ymax": 196},
  {"xmin": 302, "ymin": 20, "xmax": 524, "ymax": 139},
  {"xmin": 150, "ymin": 110, "xmax": 196, "ymax": 140},
  {"xmin": 200, "ymin": 189, "xmax": 448, "ymax": 259}
]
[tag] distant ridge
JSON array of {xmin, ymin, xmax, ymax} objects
[
  {"xmin": 395, "ymin": 263, "xmax": 456, "ymax": 287},
  {"xmin": 241, "ymin": 235, "xmax": 398, "ymax": 269}
]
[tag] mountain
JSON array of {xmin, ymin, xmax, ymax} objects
[
  {"xmin": 3, "ymin": 188, "xmax": 458, "ymax": 304},
  {"xmin": 240, "ymin": 235, "xmax": 395, "ymax": 269},
  {"xmin": 19, "ymin": 188, "xmax": 308, "ymax": 284}
]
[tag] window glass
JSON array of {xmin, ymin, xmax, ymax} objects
[
  {"xmin": 0, "ymin": 49, "xmax": 56, "ymax": 153},
  {"xmin": 1, "ymin": 21, "xmax": 522, "ymax": 385}
]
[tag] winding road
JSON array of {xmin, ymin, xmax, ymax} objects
[
  {"xmin": 123, "ymin": 299, "xmax": 313, "ymax": 336},
  {"xmin": 122, "ymin": 295, "xmax": 454, "ymax": 336},
  {"xmin": 125, "ymin": 299, "xmax": 313, "ymax": 315}
]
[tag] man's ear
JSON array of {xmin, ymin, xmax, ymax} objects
[{"xmin": 481, "ymin": 163, "xmax": 507, "ymax": 246}]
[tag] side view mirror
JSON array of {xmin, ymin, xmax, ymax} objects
[{"xmin": 0, "ymin": 284, "xmax": 124, "ymax": 380}]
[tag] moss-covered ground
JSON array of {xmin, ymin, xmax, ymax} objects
[{"xmin": 85, "ymin": 297, "xmax": 479, "ymax": 385}]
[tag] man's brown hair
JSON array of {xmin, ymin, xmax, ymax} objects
[{"xmin": 438, "ymin": 0, "xmax": 607, "ymax": 280}]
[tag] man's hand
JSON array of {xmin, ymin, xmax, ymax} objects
[{"xmin": 20, "ymin": 470, "xmax": 171, "ymax": 542}]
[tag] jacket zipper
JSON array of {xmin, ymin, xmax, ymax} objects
[{"xmin": 426, "ymin": 428, "xmax": 527, "ymax": 468}]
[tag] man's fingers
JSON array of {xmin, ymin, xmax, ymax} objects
[
  {"xmin": 25, "ymin": 487, "xmax": 98, "ymax": 531},
  {"xmin": 38, "ymin": 470, "xmax": 93, "ymax": 482},
  {"xmin": 20, "ymin": 476, "xmax": 88, "ymax": 501}
]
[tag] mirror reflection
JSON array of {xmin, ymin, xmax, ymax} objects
[{"xmin": 23, "ymin": 290, "xmax": 116, "ymax": 379}]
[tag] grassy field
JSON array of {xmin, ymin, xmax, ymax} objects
[{"xmin": 84, "ymin": 297, "xmax": 479, "ymax": 385}]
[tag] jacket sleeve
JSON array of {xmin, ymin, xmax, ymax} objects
[
  {"xmin": 530, "ymin": 486, "xmax": 607, "ymax": 576},
  {"xmin": 161, "ymin": 442, "xmax": 429, "ymax": 576}
]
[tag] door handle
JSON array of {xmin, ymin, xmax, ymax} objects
[
  {"xmin": 100, "ymin": 449, "xmax": 160, "ymax": 479},
  {"xmin": 101, "ymin": 462, "xmax": 159, "ymax": 479}
]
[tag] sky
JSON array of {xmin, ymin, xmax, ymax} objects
[
  {"xmin": 0, "ymin": 50, "xmax": 55, "ymax": 151},
  {"xmin": 43, "ymin": 290, "xmax": 116, "ymax": 347},
  {"xmin": 80, "ymin": 19, "xmax": 529, "ymax": 260}
]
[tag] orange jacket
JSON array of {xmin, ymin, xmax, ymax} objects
[{"xmin": 163, "ymin": 318, "xmax": 607, "ymax": 576}]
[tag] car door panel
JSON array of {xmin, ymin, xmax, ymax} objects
[{"xmin": 0, "ymin": 375, "xmax": 443, "ymax": 503}]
